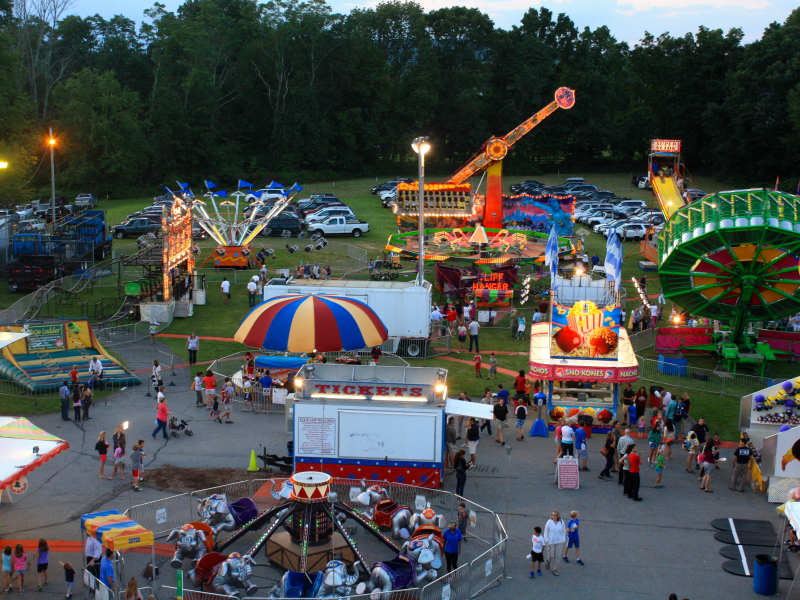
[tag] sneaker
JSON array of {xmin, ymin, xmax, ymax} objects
[
  {"xmin": 134, "ymin": 487, "xmax": 142, "ymax": 492},
  {"xmin": 576, "ymin": 559, "xmax": 584, "ymax": 565},
  {"xmin": 139, "ymin": 479, "xmax": 148, "ymax": 484},
  {"xmin": 530, "ymin": 572, "xmax": 535, "ymax": 578},
  {"xmin": 537, "ymin": 570, "xmax": 542, "ymax": 576},
  {"xmin": 581, "ymin": 467, "xmax": 590, "ymax": 471},
  {"xmin": 225, "ymin": 421, "xmax": 234, "ymax": 424},
  {"xmin": 562, "ymin": 556, "xmax": 569, "ymax": 563},
  {"xmin": 38, "ymin": 587, "xmax": 42, "ymax": 592},
  {"xmin": 654, "ymin": 484, "xmax": 663, "ymax": 488}
]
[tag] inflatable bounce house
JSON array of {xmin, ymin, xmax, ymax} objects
[{"xmin": 0, "ymin": 320, "xmax": 140, "ymax": 392}]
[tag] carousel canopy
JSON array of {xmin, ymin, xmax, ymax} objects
[
  {"xmin": 81, "ymin": 510, "xmax": 154, "ymax": 550},
  {"xmin": 0, "ymin": 417, "xmax": 69, "ymax": 492},
  {"xmin": 235, "ymin": 294, "xmax": 388, "ymax": 353}
]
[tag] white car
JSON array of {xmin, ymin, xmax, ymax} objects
[
  {"xmin": 305, "ymin": 206, "xmax": 355, "ymax": 224},
  {"xmin": 246, "ymin": 188, "xmax": 285, "ymax": 203},
  {"xmin": 15, "ymin": 204, "xmax": 35, "ymax": 219},
  {"xmin": 378, "ymin": 188, "xmax": 396, "ymax": 201},
  {"xmin": 17, "ymin": 218, "xmax": 47, "ymax": 231}
]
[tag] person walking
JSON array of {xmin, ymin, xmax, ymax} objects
[
  {"xmin": 186, "ymin": 333, "xmax": 200, "ymax": 366},
  {"xmin": 192, "ymin": 371, "xmax": 204, "ymax": 407},
  {"xmin": 611, "ymin": 421, "xmax": 622, "ymax": 472},
  {"xmin": 203, "ymin": 370, "xmax": 217, "ymax": 409},
  {"xmin": 647, "ymin": 423, "xmax": 662, "ymax": 466},
  {"xmin": 466, "ymin": 418, "xmax": 480, "ymax": 467},
  {"xmin": 221, "ymin": 277, "xmax": 231, "ymax": 304},
  {"xmin": 479, "ymin": 389, "xmax": 493, "ymax": 436},
  {"xmin": 71, "ymin": 385, "xmax": 82, "ymax": 422},
  {"xmin": 35, "ymin": 539, "xmax": 49, "ymax": 591},
  {"xmin": 442, "ymin": 521, "xmax": 463, "ymax": 573},
  {"xmin": 12, "ymin": 544, "xmax": 27, "ymax": 594},
  {"xmin": 514, "ymin": 403, "xmax": 527, "ymax": 441},
  {"xmin": 445, "ymin": 417, "xmax": 457, "ymax": 470},
  {"xmin": 663, "ymin": 418, "xmax": 676, "ymax": 460},
  {"xmin": 111, "ymin": 444, "xmax": 125, "ymax": 481},
  {"xmin": 112, "ymin": 425, "xmax": 127, "ymax": 454},
  {"xmin": 468, "ymin": 318, "xmax": 480, "ymax": 353},
  {"xmin": 96, "ymin": 432, "xmax": 111, "ymax": 479},
  {"xmin": 58, "ymin": 561, "xmax": 75, "ymax": 600},
  {"xmin": 509, "ymin": 309, "xmax": 518, "ymax": 339},
  {"xmin": 598, "ymin": 430, "xmax": 616, "ymax": 480},
  {"xmin": 530, "ymin": 526, "xmax": 545, "ymax": 578},
  {"xmin": 152, "ymin": 398, "xmax": 171, "ymax": 440},
  {"xmin": 575, "ymin": 424, "xmax": 588, "ymax": 471},
  {"xmin": 493, "ymin": 395, "xmax": 507, "ymax": 445},
  {"xmin": 730, "ymin": 438, "xmax": 751, "ymax": 492},
  {"xmin": 454, "ymin": 450, "xmax": 468, "ymax": 496},
  {"xmin": 517, "ymin": 313, "xmax": 526, "ymax": 340},
  {"xmin": 131, "ymin": 444, "xmax": 144, "ymax": 492},
  {"xmin": 457, "ymin": 323, "xmax": 467, "ymax": 353},
  {"xmin": 544, "ymin": 510, "xmax": 566, "ymax": 576},
  {"xmin": 81, "ymin": 384, "xmax": 93, "ymax": 420},
  {"xmin": 700, "ymin": 440, "xmax": 715, "ymax": 492},
  {"xmin": 621, "ymin": 384, "xmax": 634, "ymax": 426},
  {"xmin": 124, "ymin": 577, "xmax": 143, "ymax": 600},
  {"xmin": 247, "ymin": 277, "xmax": 258, "ymax": 307},
  {"xmin": 563, "ymin": 511, "xmax": 583, "ymax": 565},
  {"xmin": 560, "ymin": 421, "xmax": 574, "ymax": 456}
]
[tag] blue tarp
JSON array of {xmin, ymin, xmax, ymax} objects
[{"xmin": 254, "ymin": 356, "xmax": 308, "ymax": 370}]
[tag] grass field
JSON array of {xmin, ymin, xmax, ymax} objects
[{"xmin": 2, "ymin": 170, "xmax": 767, "ymax": 439}]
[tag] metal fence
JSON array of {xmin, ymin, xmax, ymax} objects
[
  {"xmin": 628, "ymin": 328, "xmax": 656, "ymax": 353},
  {"xmin": 635, "ymin": 354, "xmax": 774, "ymax": 397}
]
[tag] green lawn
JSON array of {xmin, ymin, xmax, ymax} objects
[{"xmin": 5, "ymin": 171, "xmax": 766, "ymax": 438}]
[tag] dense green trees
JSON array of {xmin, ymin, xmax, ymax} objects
[{"xmin": 0, "ymin": 0, "xmax": 798, "ymax": 198}]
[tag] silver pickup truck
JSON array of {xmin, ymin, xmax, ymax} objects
[{"xmin": 307, "ymin": 215, "xmax": 369, "ymax": 238}]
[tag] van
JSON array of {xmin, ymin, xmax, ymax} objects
[
  {"xmin": 617, "ymin": 200, "xmax": 647, "ymax": 210},
  {"xmin": 565, "ymin": 177, "xmax": 585, "ymax": 184}
]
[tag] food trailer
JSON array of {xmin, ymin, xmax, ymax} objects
[
  {"xmin": 291, "ymin": 363, "xmax": 460, "ymax": 488},
  {"xmin": 529, "ymin": 276, "xmax": 638, "ymax": 431}
]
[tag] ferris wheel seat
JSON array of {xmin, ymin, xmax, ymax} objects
[
  {"xmin": 768, "ymin": 217, "xmax": 780, "ymax": 228},
  {"xmin": 735, "ymin": 217, "xmax": 749, "ymax": 227},
  {"xmin": 693, "ymin": 227, "xmax": 705, "ymax": 239},
  {"xmin": 794, "ymin": 223, "xmax": 800, "ymax": 233},
  {"xmin": 681, "ymin": 232, "xmax": 693, "ymax": 243},
  {"xmin": 705, "ymin": 222, "xmax": 717, "ymax": 234},
  {"xmin": 780, "ymin": 220, "xmax": 793, "ymax": 231},
  {"xmin": 750, "ymin": 217, "xmax": 764, "ymax": 226},
  {"xmin": 720, "ymin": 219, "xmax": 734, "ymax": 228}
]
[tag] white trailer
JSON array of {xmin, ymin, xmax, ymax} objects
[{"xmin": 262, "ymin": 279, "xmax": 432, "ymax": 356}]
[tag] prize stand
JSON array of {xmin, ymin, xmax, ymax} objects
[
  {"xmin": 81, "ymin": 511, "xmax": 157, "ymax": 598},
  {"xmin": 529, "ymin": 275, "xmax": 638, "ymax": 432}
]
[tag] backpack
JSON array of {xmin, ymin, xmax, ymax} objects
[
  {"xmin": 516, "ymin": 405, "xmax": 526, "ymax": 420},
  {"xmin": 675, "ymin": 402, "xmax": 687, "ymax": 419}
]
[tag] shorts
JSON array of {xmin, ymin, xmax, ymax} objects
[
  {"xmin": 578, "ymin": 449, "xmax": 588, "ymax": 460},
  {"xmin": 447, "ymin": 443, "xmax": 457, "ymax": 456},
  {"xmin": 561, "ymin": 443, "xmax": 574, "ymax": 455},
  {"xmin": 567, "ymin": 538, "xmax": 580, "ymax": 549},
  {"xmin": 649, "ymin": 442, "xmax": 658, "ymax": 449},
  {"xmin": 467, "ymin": 440, "xmax": 478, "ymax": 454},
  {"xmin": 655, "ymin": 468, "xmax": 663, "ymax": 474},
  {"xmin": 99, "ymin": 454, "xmax": 107, "ymax": 462},
  {"xmin": 531, "ymin": 551, "xmax": 544, "ymax": 562},
  {"xmin": 132, "ymin": 470, "xmax": 141, "ymax": 478},
  {"xmin": 15, "ymin": 569, "xmax": 25, "ymax": 575},
  {"xmin": 37, "ymin": 563, "xmax": 48, "ymax": 573},
  {"xmin": 66, "ymin": 582, "xmax": 74, "ymax": 593},
  {"xmin": 516, "ymin": 418, "xmax": 525, "ymax": 428},
  {"xmin": 489, "ymin": 367, "xmax": 497, "ymax": 374},
  {"xmin": 638, "ymin": 427, "xmax": 645, "ymax": 433},
  {"xmin": 206, "ymin": 389, "xmax": 216, "ymax": 395},
  {"xmin": 114, "ymin": 458, "xmax": 124, "ymax": 465},
  {"xmin": 458, "ymin": 335, "xmax": 466, "ymax": 342}
]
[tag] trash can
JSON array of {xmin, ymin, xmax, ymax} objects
[{"xmin": 753, "ymin": 554, "xmax": 778, "ymax": 595}]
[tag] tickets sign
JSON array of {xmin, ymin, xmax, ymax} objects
[{"xmin": 651, "ymin": 139, "xmax": 681, "ymax": 153}]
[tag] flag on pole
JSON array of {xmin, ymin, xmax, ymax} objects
[
  {"xmin": 249, "ymin": 190, "xmax": 263, "ymax": 199},
  {"xmin": 545, "ymin": 225, "xmax": 559, "ymax": 291},
  {"xmin": 204, "ymin": 180, "xmax": 216, "ymax": 189},
  {"xmin": 238, "ymin": 180, "xmax": 253, "ymax": 189},
  {"xmin": 213, "ymin": 190, "xmax": 228, "ymax": 198},
  {"xmin": 605, "ymin": 232, "xmax": 623, "ymax": 291},
  {"xmin": 775, "ymin": 176, "xmax": 780, "ymax": 192},
  {"xmin": 177, "ymin": 182, "xmax": 189, "ymax": 190},
  {"xmin": 268, "ymin": 181, "xmax": 284, "ymax": 190}
]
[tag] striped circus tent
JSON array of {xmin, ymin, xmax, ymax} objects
[{"xmin": 234, "ymin": 294, "xmax": 388, "ymax": 353}]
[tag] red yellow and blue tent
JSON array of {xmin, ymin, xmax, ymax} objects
[{"xmin": 81, "ymin": 510, "xmax": 154, "ymax": 550}]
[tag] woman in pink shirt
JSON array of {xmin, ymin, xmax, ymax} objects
[{"xmin": 151, "ymin": 398, "xmax": 172, "ymax": 440}]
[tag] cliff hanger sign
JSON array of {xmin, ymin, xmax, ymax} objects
[{"xmin": 472, "ymin": 273, "xmax": 509, "ymax": 291}]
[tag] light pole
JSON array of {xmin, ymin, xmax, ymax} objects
[
  {"xmin": 412, "ymin": 137, "xmax": 430, "ymax": 286},
  {"xmin": 48, "ymin": 128, "xmax": 56, "ymax": 226}
]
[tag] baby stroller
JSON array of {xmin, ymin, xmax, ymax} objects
[{"xmin": 169, "ymin": 416, "xmax": 193, "ymax": 437}]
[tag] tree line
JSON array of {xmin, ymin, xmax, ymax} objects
[{"xmin": 0, "ymin": 0, "xmax": 798, "ymax": 201}]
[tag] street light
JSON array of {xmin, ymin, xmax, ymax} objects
[
  {"xmin": 48, "ymin": 128, "xmax": 56, "ymax": 225},
  {"xmin": 412, "ymin": 136, "xmax": 430, "ymax": 286},
  {"xmin": 0, "ymin": 162, "xmax": 8, "ymax": 169}
]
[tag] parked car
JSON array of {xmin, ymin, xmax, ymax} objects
[
  {"xmin": 0, "ymin": 209, "xmax": 20, "ymax": 223},
  {"xmin": 618, "ymin": 223, "xmax": 648, "ymax": 241},
  {"xmin": 246, "ymin": 188, "xmax": 286, "ymax": 203},
  {"xmin": 296, "ymin": 193, "xmax": 337, "ymax": 207},
  {"xmin": 308, "ymin": 216, "xmax": 369, "ymax": 237},
  {"xmin": 305, "ymin": 207, "xmax": 355, "ymax": 224},
  {"xmin": 586, "ymin": 211, "xmax": 627, "ymax": 227},
  {"xmin": 371, "ymin": 178, "xmax": 414, "ymax": 195},
  {"xmin": 300, "ymin": 197, "xmax": 345, "ymax": 215},
  {"xmin": 616, "ymin": 199, "xmax": 647, "ymax": 210},
  {"xmin": 15, "ymin": 204, "xmax": 35, "ymax": 219},
  {"xmin": 192, "ymin": 223, "xmax": 207, "ymax": 240},
  {"xmin": 638, "ymin": 177, "xmax": 652, "ymax": 190},
  {"xmin": 33, "ymin": 207, "xmax": 69, "ymax": 222},
  {"xmin": 17, "ymin": 218, "xmax": 47, "ymax": 232},
  {"xmin": 75, "ymin": 193, "xmax": 98, "ymax": 208},
  {"xmin": 685, "ymin": 189, "xmax": 706, "ymax": 201},
  {"xmin": 632, "ymin": 174, "xmax": 648, "ymax": 187},
  {"xmin": 509, "ymin": 180, "xmax": 545, "ymax": 194},
  {"xmin": 126, "ymin": 213, "xmax": 164, "ymax": 225},
  {"xmin": 153, "ymin": 194, "xmax": 173, "ymax": 203},
  {"xmin": 259, "ymin": 215, "xmax": 304, "ymax": 237},
  {"xmin": 112, "ymin": 217, "xmax": 161, "ymax": 238}
]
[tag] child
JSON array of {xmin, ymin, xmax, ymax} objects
[
  {"xmin": 13, "ymin": 543, "xmax": 27, "ymax": 594},
  {"xmin": 131, "ymin": 443, "xmax": 144, "ymax": 492},
  {"xmin": 712, "ymin": 433, "xmax": 721, "ymax": 469},
  {"xmin": 69, "ymin": 365, "xmax": 79, "ymax": 386},
  {"xmin": 530, "ymin": 526, "xmax": 544, "ymax": 577},
  {"xmin": 193, "ymin": 372, "xmax": 204, "ymax": 407},
  {"xmin": 96, "ymin": 432, "xmax": 110, "ymax": 479},
  {"xmin": 242, "ymin": 378, "xmax": 253, "ymax": 412},
  {"xmin": 563, "ymin": 510, "xmax": 583, "ymax": 565},
  {"xmin": 211, "ymin": 395, "xmax": 222, "ymax": 423},
  {"xmin": 58, "ymin": 562, "xmax": 75, "ymax": 599},
  {"xmin": 111, "ymin": 444, "xmax": 125, "ymax": 480},
  {"xmin": 474, "ymin": 353, "xmax": 482, "ymax": 378},
  {"xmin": 626, "ymin": 403, "xmax": 636, "ymax": 435},
  {"xmin": 72, "ymin": 386, "xmax": 82, "ymax": 422},
  {"xmin": 3, "ymin": 545, "xmax": 12, "ymax": 593},
  {"xmin": 35, "ymin": 539, "xmax": 49, "ymax": 590},
  {"xmin": 685, "ymin": 431, "xmax": 698, "ymax": 473},
  {"xmin": 457, "ymin": 502, "xmax": 468, "ymax": 544},
  {"xmin": 488, "ymin": 354, "xmax": 498, "ymax": 379},
  {"xmin": 654, "ymin": 446, "xmax": 665, "ymax": 488},
  {"xmin": 637, "ymin": 415, "xmax": 646, "ymax": 438},
  {"xmin": 137, "ymin": 440, "xmax": 147, "ymax": 484}
]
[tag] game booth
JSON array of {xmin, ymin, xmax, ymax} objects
[{"xmin": 529, "ymin": 275, "xmax": 638, "ymax": 431}]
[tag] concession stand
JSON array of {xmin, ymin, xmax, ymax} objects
[{"xmin": 529, "ymin": 279, "xmax": 638, "ymax": 431}]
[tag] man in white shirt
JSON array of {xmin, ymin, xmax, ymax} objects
[
  {"xmin": 533, "ymin": 310, "xmax": 542, "ymax": 324},
  {"xmin": 260, "ymin": 265, "xmax": 268, "ymax": 280},
  {"xmin": 247, "ymin": 278, "xmax": 258, "ymax": 307},
  {"xmin": 221, "ymin": 277, "xmax": 231, "ymax": 304},
  {"xmin": 88, "ymin": 357, "xmax": 103, "ymax": 378},
  {"xmin": 650, "ymin": 304, "xmax": 659, "ymax": 328},
  {"xmin": 661, "ymin": 390, "xmax": 672, "ymax": 412},
  {"xmin": 468, "ymin": 319, "xmax": 480, "ymax": 353},
  {"xmin": 85, "ymin": 535, "xmax": 103, "ymax": 577}
]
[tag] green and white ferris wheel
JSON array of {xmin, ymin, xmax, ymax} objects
[{"xmin": 658, "ymin": 189, "xmax": 800, "ymax": 350}]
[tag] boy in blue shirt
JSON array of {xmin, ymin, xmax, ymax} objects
[{"xmin": 563, "ymin": 511, "xmax": 584, "ymax": 565}]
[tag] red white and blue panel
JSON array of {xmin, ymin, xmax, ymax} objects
[{"xmin": 295, "ymin": 457, "xmax": 443, "ymax": 489}]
